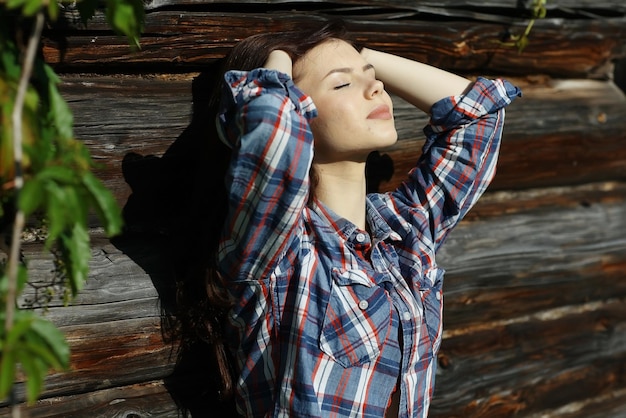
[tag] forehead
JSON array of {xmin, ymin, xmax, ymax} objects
[{"xmin": 293, "ymin": 39, "xmax": 362, "ymax": 82}]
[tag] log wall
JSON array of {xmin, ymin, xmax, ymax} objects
[{"xmin": 1, "ymin": 1, "xmax": 625, "ymax": 417}]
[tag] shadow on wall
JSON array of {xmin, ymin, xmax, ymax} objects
[
  {"xmin": 615, "ymin": 58, "xmax": 626, "ymax": 94},
  {"xmin": 112, "ymin": 64, "xmax": 394, "ymax": 417}
]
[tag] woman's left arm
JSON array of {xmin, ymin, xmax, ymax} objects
[
  {"xmin": 361, "ymin": 47, "xmax": 472, "ymax": 114},
  {"xmin": 362, "ymin": 48, "xmax": 521, "ymax": 248}
]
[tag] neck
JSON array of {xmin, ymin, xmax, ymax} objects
[{"xmin": 312, "ymin": 160, "xmax": 367, "ymax": 230}]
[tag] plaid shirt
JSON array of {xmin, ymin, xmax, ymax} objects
[{"xmin": 217, "ymin": 69, "xmax": 520, "ymax": 418}]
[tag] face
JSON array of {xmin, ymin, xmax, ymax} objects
[{"xmin": 293, "ymin": 39, "xmax": 397, "ymax": 164}]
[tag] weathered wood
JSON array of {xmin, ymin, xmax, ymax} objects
[
  {"xmin": 44, "ymin": 10, "xmax": 626, "ymax": 78},
  {"xmin": 58, "ymin": 74, "xmax": 626, "ymax": 213},
  {"xmin": 442, "ymin": 196, "xmax": 626, "ymax": 322},
  {"xmin": 138, "ymin": 0, "xmax": 626, "ymax": 13},
  {"xmin": 1, "ymin": 182, "xmax": 624, "ymax": 416},
  {"xmin": 384, "ymin": 77, "xmax": 626, "ymax": 192},
  {"xmin": 432, "ymin": 301, "xmax": 626, "ymax": 417},
  {"xmin": 428, "ymin": 183, "xmax": 626, "ymax": 417},
  {"xmin": 3, "ymin": 1, "xmax": 625, "ymax": 416},
  {"xmin": 0, "ymin": 381, "xmax": 179, "ymax": 418}
]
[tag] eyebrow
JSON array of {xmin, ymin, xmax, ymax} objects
[{"xmin": 323, "ymin": 63, "xmax": 375, "ymax": 79}]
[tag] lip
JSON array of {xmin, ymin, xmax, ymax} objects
[{"xmin": 367, "ymin": 104, "xmax": 392, "ymax": 120}]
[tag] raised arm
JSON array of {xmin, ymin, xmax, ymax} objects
[
  {"xmin": 362, "ymin": 48, "xmax": 521, "ymax": 248},
  {"xmin": 361, "ymin": 47, "xmax": 472, "ymax": 113},
  {"xmin": 217, "ymin": 51, "xmax": 316, "ymax": 282},
  {"xmin": 264, "ymin": 49, "xmax": 293, "ymax": 77}
]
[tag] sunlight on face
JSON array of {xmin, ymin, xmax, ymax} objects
[{"xmin": 293, "ymin": 39, "xmax": 397, "ymax": 164}]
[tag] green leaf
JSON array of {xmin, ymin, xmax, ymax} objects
[
  {"xmin": 30, "ymin": 317, "xmax": 70, "ymax": 369},
  {"xmin": 105, "ymin": 0, "xmax": 144, "ymax": 49},
  {"xmin": 44, "ymin": 181, "xmax": 68, "ymax": 245},
  {"xmin": 61, "ymin": 184, "xmax": 88, "ymax": 225},
  {"xmin": 22, "ymin": 330, "xmax": 64, "ymax": 371},
  {"xmin": 82, "ymin": 172, "xmax": 123, "ymax": 236},
  {"xmin": 0, "ymin": 345, "xmax": 16, "ymax": 399},
  {"xmin": 5, "ymin": 313, "xmax": 34, "ymax": 347},
  {"xmin": 0, "ymin": 42, "xmax": 21, "ymax": 81},
  {"xmin": 6, "ymin": 0, "xmax": 27, "ymax": 10},
  {"xmin": 60, "ymin": 223, "xmax": 90, "ymax": 296},
  {"xmin": 0, "ymin": 272, "xmax": 8, "ymax": 297},
  {"xmin": 23, "ymin": 0, "xmax": 44, "ymax": 16},
  {"xmin": 16, "ymin": 264, "xmax": 29, "ymax": 296},
  {"xmin": 46, "ymin": 69, "xmax": 74, "ymax": 140},
  {"xmin": 16, "ymin": 348, "xmax": 44, "ymax": 404},
  {"xmin": 47, "ymin": 0, "xmax": 59, "ymax": 21},
  {"xmin": 38, "ymin": 165, "xmax": 78, "ymax": 185},
  {"xmin": 19, "ymin": 177, "xmax": 44, "ymax": 215}
]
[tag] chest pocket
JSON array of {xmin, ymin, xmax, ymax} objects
[{"xmin": 319, "ymin": 268, "xmax": 393, "ymax": 368}]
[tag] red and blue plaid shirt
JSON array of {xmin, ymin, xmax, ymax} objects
[{"xmin": 217, "ymin": 69, "xmax": 520, "ymax": 417}]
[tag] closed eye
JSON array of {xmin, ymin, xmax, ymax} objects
[{"xmin": 334, "ymin": 83, "xmax": 351, "ymax": 90}]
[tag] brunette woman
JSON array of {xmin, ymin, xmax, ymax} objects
[{"xmin": 180, "ymin": 21, "xmax": 520, "ymax": 417}]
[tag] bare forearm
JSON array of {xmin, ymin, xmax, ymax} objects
[
  {"xmin": 264, "ymin": 49, "xmax": 293, "ymax": 78},
  {"xmin": 361, "ymin": 48, "xmax": 472, "ymax": 114}
]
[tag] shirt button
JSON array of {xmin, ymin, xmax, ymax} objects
[
  {"xmin": 403, "ymin": 312, "xmax": 412, "ymax": 321},
  {"xmin": 436, "ymin": 291, "xmax": 441, "ymax": 301},
  {"xmin": 356, "ymin": 233, "xmax": 366, "ymax": 243},
  {"xmin": 358, "ymin": 300, "xmax": 369, "ymax": 310}
]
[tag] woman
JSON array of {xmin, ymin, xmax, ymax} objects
[{"xmin": 195, "ymin": 21, "xmax": 520, "ymax": 417}]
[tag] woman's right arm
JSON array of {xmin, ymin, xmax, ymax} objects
[
  {"xmin": 264, "ymin": 49, "xmax": 292, "ymax": 77},
  {"xmin": 216, "ymin": 51, "xmax": 317, "ymax": 282}
]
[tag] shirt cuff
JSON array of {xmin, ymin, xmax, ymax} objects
[
  {"xmin": 221, "ymin": 68, "xmax": 317, "ymax": 120},
  {"xmin": 428, "ymin": 77, "xmax": 522, "ymax": 133}
]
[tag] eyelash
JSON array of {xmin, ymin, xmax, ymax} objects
[{"xmin": 334, "ymin": 83, "xmax": 350, "ymax": 90}]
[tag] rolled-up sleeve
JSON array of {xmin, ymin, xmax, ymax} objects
[
  {"xmin": 217, "ymin": 69, "xmax": 317, "ymax": 282},
  {"xmin": 399, "ymin": 77, "xmax": 521, "ymax": 249}
]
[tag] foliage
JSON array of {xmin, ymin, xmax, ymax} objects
[
  {"xmin": 502, "ymin": 0, "xmax": 548, "ymax": 52},
  {"xmin": 0, "ymin": 0, "xmax": 143, "ymax": 408}
]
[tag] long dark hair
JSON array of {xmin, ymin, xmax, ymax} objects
[{"xmin": 168, "ymin": 20, "xmax": 355, "ymax": 410}]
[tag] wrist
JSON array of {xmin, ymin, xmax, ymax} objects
[
  {"xmin": 360, "ymin": 47, "xmax": 372, "ymax": 61},
  {"xmin": 264, "ymin": 50, "xmax": 293, "ymax": 77}
]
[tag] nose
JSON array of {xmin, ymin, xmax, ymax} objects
[{"xmin": 366, "ymin": 79, "xmax": 384, "ymax": 98}]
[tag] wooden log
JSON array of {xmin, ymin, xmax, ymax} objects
[
  {"xmin": 138, "ymin": 0, "xmax": 626, "ymax": 13},
  {"xmin": 3, "ymin": 3, "xmax": 625, "ymax": 412},
  {"xmin": 428, "ymin": 183, "xmax": 626, "ymax": 416},
  {"xmin": 521, "ymin": 388, "xmax": 626, "ymax": 418},
  {"xmin": 57, "ymin": 74, "xmax": 626, "ymax": 215},
  {"xmin": 44, "ymin": 9, "xmax": 626, "ymax": 78},
  {"xmin": 381, "ymin": 77, "xmax": 626, "ymax": 192},
  {"xmin": 1, "ymin": 181, "xmax": 624, "ymax": 417},
  {"xmin": 0, "ymin": 381, "xmax": 179, "ymax": 418},
  {"xmin": 442, "ymin": 200, "xmax": 626, "ymax": 327},
  {"xmin": 432, "ymin": 308, "xmax": 626, "ymax": 417}
]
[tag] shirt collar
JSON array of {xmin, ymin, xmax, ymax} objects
[
  {"xmin": 365, "ymin": 198, "xmax": 403, "ymax": 244},
  {"xmin": 308, "ymin": 197, "xmax": 402, "ymax": 244}
]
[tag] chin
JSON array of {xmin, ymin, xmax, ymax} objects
[{"xmin": 379, "ymin": 130, "xmax": 399, "ymax": 148}]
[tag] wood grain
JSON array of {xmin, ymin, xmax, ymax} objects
[
  {"xmin": 2, "ymin": 183, "xmax": 625, "ymax": 416},
  {"xmin": 58, "ymin": 75, "xmax": 626, "ymax": 212},
  {"xmin": 44, "ymin": 9, "xmax": 626, "ymax": 78},
  {"xmin": 2, "ymin": 1, "xmax": 625, "ymax": 416}
]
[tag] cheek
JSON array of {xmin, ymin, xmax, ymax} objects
[
  {"xmin": 308, "ymin": 96, "xmax": 361, "ymax": 154},
  {"xmin": 311, "ymin": 104, "xmax": 343, "ymax": 139},
  {"xmin": 309, "ymin": 117, "xmax": 332, "ymax": 151}
]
